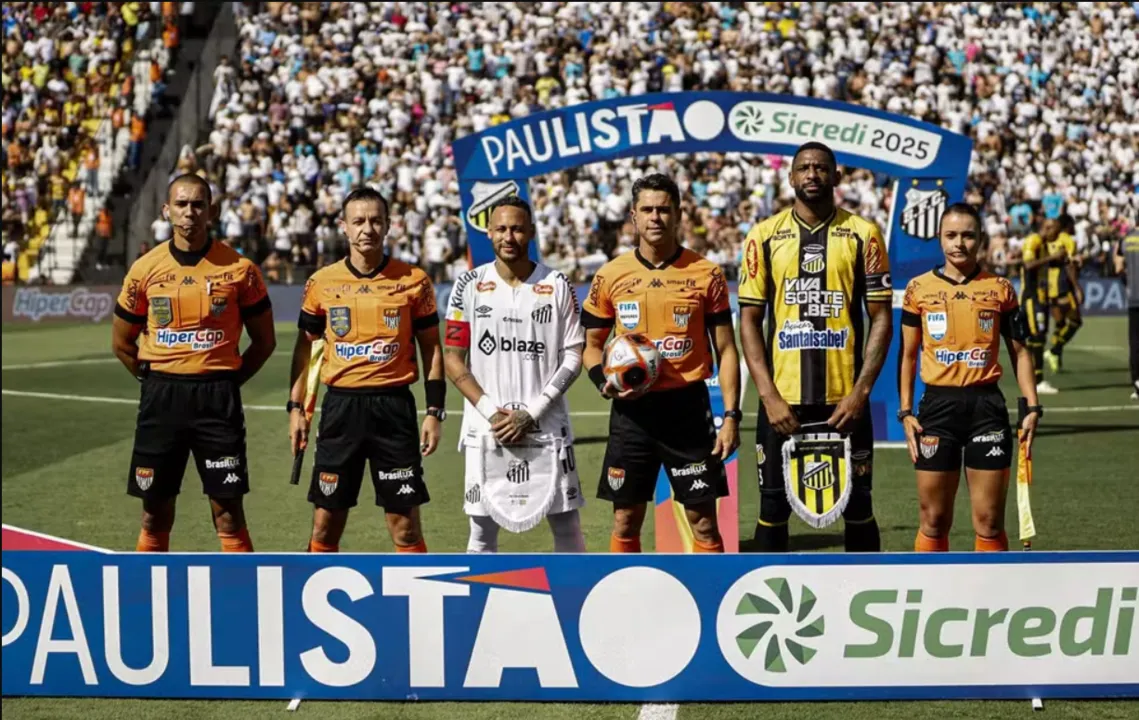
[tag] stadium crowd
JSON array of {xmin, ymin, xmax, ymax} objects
[
  {"xmin": 1, "ymin": 2, "xmax": 191, "ymax": 281},
  {"xmin": 7, "ymin": 2, "xmax": 1139, "ymax": 286}
]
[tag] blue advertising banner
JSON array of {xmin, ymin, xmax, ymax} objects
[
  {"xmin": 451, "ymin": 92, "xmax": 975, "ymax": 443},
  {"xmin": 4, "ymin": 551, "xmax": 1137, "ymax": 702}
]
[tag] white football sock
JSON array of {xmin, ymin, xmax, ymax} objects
[
  {"xmin": 467, "ymin": 515, "xmax": 500, "ymax": 553},
  {"xmin": 548, "ymin": 509, "xmax": 586, "ymax": 553}
]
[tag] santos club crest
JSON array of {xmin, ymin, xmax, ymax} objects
[{"xmin": 901, "ymin": 185, "xmax": 948, "ymax": 241}]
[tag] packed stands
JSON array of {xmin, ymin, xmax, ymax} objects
[{"xmin": 1, "ymin": 1, "xmax": 183, "ymax": 284}]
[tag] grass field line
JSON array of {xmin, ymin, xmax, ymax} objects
[
  {"xmin": 637, "ymin": 704, "xmax": 679, "ymax": 720},
  {"xmin": 4, "ymin": 388, "xmax": 1136, "ymax": 419}
]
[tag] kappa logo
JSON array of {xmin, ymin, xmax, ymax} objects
[
  {"xmin": 689, "ymin": 479, "xmax": 710, "ymax": 492},
  {"xmin": 607, "ymin": 467, "xmax": 625, "ymax": 492},
  {"xmin": 396, "ymin": 484, "xmax": 415, "ymax": 496},
  {"xmin": 181, "ymin": 276, "xmax": 197, "ymax": 286},
  {"xmin": 720, "ymin": 575, "xmax": 826, "ymax": 677},
  {"xmin": 649, "ymin": 278, "xmax": 665, "ymax": 289},
  {"xmin": 986, "ymin": 447, "xmax": 1005, "ymax": 458},
  {"xmin": 135, "ymin": 467, "xmax": 154, "ymax": 491},
  {"xmin": 356, "ymin": 284, "xmax": 373, "ymax": 294},
  {"xmin": 919, "ymin": 436, "xmax": 940, "ymax": 459},
  {"xmin": 319, "ymin": 472, "xmax": 338, "ymax": 496},
  {"xmin": 954, "ymin": 291, "xmax": 969, "ymax": 301},
  {"xmin": 901, "ymin": 185, "xmax": 948, "ymax": 241},
  {"xmin": 223, "ymin": 473, "xmax": 241, "ymax": 485}
]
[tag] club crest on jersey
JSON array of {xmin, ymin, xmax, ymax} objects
[
  {"xmin": 319, "ymin": 472, "xmax": 338, "ymax": 496},
  {"xmin": 920, "ymin": 436, "xmax": 940, "ymax": 459},
  {"xmin": 383, "ymin": 307, "xmax": 400, "ymax": 330},
  {"xmin": 135, "ymin": 467, "xmax": 154, "ymax": 491},
  {"xmin": 801, "ymin": 245, "xmax": 825, "ymax": 274},
  {"xmin": 607, "ymin": 467, "xmax": 625, "ymax": 492},
  {"xmin": 978, "ymin": 310, "xmax": 995, "ymax": 335},
  {"xmin": 330, "ymin": 306, "xmax": 351, "ymax": 337},
  {"xmin": 151, "ymin": 297, "xmax": 173, "ymax": 327},
  {"xmin": 925, "ymin": 311, "xmax": 947, "ymax": 341},
  {"xmin": 617, "ymin": 301, "xmax": 640, "ymax": 330},
  {"xmin": 901, "ymin": 185, "xmax": 949, "ymax": 241},
  {"xmin": 672, "ymin": 305, "xmax": 692, "ymax": 328},
  {"xmin": 210, "ymin": 296, "xmax": 228, "ymax": 318},
  {"xmin": 531, "ymin": 304, "xmax": 553, "ymax": 324}
]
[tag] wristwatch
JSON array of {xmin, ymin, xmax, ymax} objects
[
  {"xmin": 286, "ymin": 400, "xmax": 303, "ymax": 414},
  {"xmin": 897, "ymin": 408, "xmax": 914, "ymax": 422},
  {"xmin": 1026, "ymin": 405, "xmax": 1044, "ymax": 419},
  {"xmin": 426, "ymin": 407, "xmax": 447, "ymax": 421},
  {"xmin": 723, "ymin": 409, "xmax": 743, "ymax": 422}
]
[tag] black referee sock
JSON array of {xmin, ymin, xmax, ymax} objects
[{"xmin": 844, "ymin": 517, "xmax": 881, "ymax": 552}]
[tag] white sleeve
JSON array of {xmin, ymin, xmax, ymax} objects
[
  {"xmin": 559, "ymin": 272, "xmax": 585, "ymax": 349},
  {"xmin": 528, "ymin": 275, "xmax": 584, "ymax": 420}
]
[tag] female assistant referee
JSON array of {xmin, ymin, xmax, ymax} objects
[{"xmin": 899, "ymin": 203, "xmax": 1042, "ymax": 552}]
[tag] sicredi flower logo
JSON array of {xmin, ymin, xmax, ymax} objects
[{"xmin": 718, "ymin": 573, "xmax": 825, "ymax": 680}]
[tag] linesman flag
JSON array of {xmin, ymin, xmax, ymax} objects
[
  {"xmin": 290, "ymin": 338, "xmax": 326, "ymax": 485},
  {"xmin": 1016, "ymin": 397, "xmax": 1037, "ymax": 548}
]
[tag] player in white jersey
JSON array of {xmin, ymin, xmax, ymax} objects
[{"xmin": 443, "ymin": 196, "xmax": 587, "ymax": 553}]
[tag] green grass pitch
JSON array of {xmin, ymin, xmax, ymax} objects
[{"xmin": 2, "ymin": 317, "xmax": 1137, "ymax": 719}]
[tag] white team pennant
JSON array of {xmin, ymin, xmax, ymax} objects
[{"xmin": 474, "ymin": 432, "xmax": 562, "ymax": 533}]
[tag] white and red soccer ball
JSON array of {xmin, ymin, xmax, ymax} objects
[{"xmin": 603, "ymin": 333, "xmax": 661, "ymax": 392}]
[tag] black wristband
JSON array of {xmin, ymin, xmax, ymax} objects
[
  {"xmin": 425, "ymin": 379, "xmax": 446, "ymax": 409},
  {"xmin": 588, "ymin": 364, "xmax": 607, "ymax": 391}
]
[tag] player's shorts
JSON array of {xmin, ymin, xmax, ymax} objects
[
  {"xmin": 914, "ymin": 384, "xmax": 1012, "ymax": 472},
  {"xmin": 597, "ymin": 381, "xmax": 728, "ymax": 507},
  {"xmin": 463, "ymin": 426, "xmax": 584, "ymax": 517},
  {"xmin": 308, "ymin": 384, "xmax": 429, "ymax": 511},
  {"xmin": 755, "ymin": 403, "xmax": 874, "ymax": 497},
  {"xmin": 1052, "ymin": 291, "xmax": 1079, "ymax": 310},
  {"xmin": 1022, "ymin": 294, "xmax": 1048, "ymax": 337},
  {"xmin": 128, "ymin": 371, "xmax": 249, "ymax": 501}
]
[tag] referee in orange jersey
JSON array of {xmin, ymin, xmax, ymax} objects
[
  {"xmin": 112, "ymin": 174, "xmax": 277, "ymax": 553},
  {"xmin": 899, "ymin": 203, "xmax": 1042, "ymax": 552},
  {"xmin": 288, "ymin": 187, "xmax": 446, "ymax": 554}
]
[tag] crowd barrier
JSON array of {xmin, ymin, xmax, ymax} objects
[
  {"xmin": 2, "ymin": 548, "xmax": 1136, "ymax": 701},
  {"xmin": 2, "ymin": 277, "xmax": 1131, "ymax": 327}
]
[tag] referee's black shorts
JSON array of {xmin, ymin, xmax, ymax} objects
[
  {"xmin": 128, "ymin": 371, "xmax": 249, "ymax": 501},
  {"xmin": 597, "ymin": 381, "xmax": 728, "ymax": 507},
  {"xmin": 755, "ymin": 403, "xmax": 875, "ymax": 499},
  {"xmin": 914, "ymin": 384, "xmax": 1012, "ymax": 472},
  {"xmin": 309, "ymin": 384, "xmax": 429, "ymax": 511}
]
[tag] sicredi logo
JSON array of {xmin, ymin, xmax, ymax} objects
[{"xmin": 717, "ymin": 564, "xmax": 1138, "ymax": 688}]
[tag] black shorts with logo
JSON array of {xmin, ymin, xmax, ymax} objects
[
  {"xmin": 309, "ymin": 384, "xmax": 429, "ymax": 511},
  {"xmin": 914, "ymin": 384, "xmax": 1012, "ymax": 472},
  {"xmin": 597, "ymin": 381, "xmax": 728, "ymax": 507},
  {"xmin": 755, "ymin": 403, "xmax": 874, "ymax": 497},
  {"xmin": 128, "ymin": 371, "xmax": 250, "ymax": 500}
]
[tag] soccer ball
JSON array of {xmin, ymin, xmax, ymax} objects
[{"xmin": 603, "ymin": 333, "xmax": 661, "ymax": 393}]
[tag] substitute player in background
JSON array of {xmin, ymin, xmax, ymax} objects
[
  {"xmin": 1019, "ymin": 219, "xmax": 1066, "ymax": 394},
  {"xmin": 288, "ymin": 187, "xmax": 445, "ymax": 553},
  {"xmin": 582, "ymin": 173, "xmax": 741, "ymax": 554},
  {"xmin": 899, "ymin": 203, "xmax": 1042, "ymax": 552},
  {"xmin": 1116, "ymin": 227, "xmax": 1139, "ymax": 400},
  {"xmin": 1043, "ymin": 213, "xmax": 1084, "ymax": 374},
  {"xmin": 444, "ymin": 196, "xmax": 587, "ymax": 553},
  {"xmin": 738, "ymin": 141, "xmax": 893, "ymax": 553},
  {"xmin": 112, "ymin": 173, "xmax": 276, "ymax": 552}
]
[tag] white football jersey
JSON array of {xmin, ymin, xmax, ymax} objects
[{"xmin": 446, "ymin": 262, "xmax": 584, "ymax": 445}]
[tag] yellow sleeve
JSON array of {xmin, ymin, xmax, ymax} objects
[
  {"xmin": 862, "ymin": 221, "xmax": 892, "ymax": 302},
  {"xmin": 1022, "ymin": 235, "xmax": 1040, "ymax": 262},
  {"xmin": 737, "ymin": 226, "xmax": 769, "ymax": 306}
]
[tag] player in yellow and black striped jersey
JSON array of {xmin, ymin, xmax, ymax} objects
[
  {"xmin": 738, "ymin": 142, "xmax": 894, "ymax": 553},
  {"xmin": 1044, "ymin": 214, "xmax": 1084, "ymax": 374},
  {"xmin": 1018, "ymin": 218, "xmax": 1068, "ymax": 393}
]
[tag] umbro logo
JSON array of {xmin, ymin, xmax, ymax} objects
[
  {"xmin": 476, "ymin": 305, "xmax": 493, "ymax": 319},
  {"xmin": 223, "ymin": 473, "xmax": 241, "ymax": 484},
  {"xmin": 649, "ymin": 278, "xmax": 664, "ymax": 289},
  {"xmin": 396, "ymin": 484, "xmax": 415, "ymax": 495}
]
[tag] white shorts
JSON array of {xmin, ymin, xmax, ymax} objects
[{"xmin": 463, "ymin": 441, "xmax": 585, "ymax": 518}]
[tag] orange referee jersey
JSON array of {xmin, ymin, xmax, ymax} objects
[
  {"xmin": 115, "ymin": 240, "xmax": 271, "ymax": 374},
  {"xmin": 299, "ymin": 256, "xmax": 439, "ymax": 389},
  {"xmin": 901, "ymin": 267, "xmax": 1020, "ymax": 387},
  {"xmin": 581, "ymin": 246, "xmax": 731, "ymax": 391}
]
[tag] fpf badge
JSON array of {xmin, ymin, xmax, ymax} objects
[
  {"xmin": 330, "ymin": 307, "xmax": 351, "ymax": 337},
  {"xmin": 782, "ymin": 432, "xmax": 852, "ymax": 528}
]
